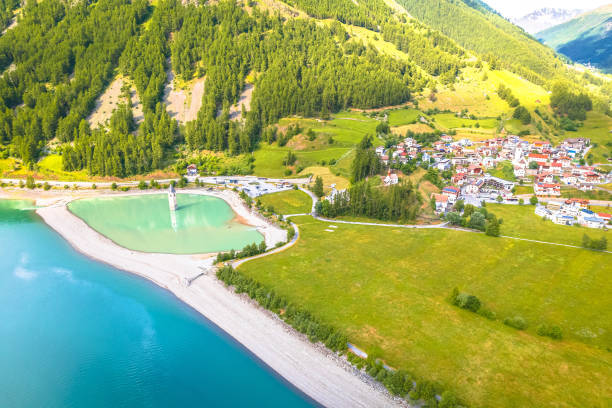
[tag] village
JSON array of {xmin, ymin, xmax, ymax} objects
[{"xmin": 374, "ymin": 132, "xmax": 612, "ymax": 229}]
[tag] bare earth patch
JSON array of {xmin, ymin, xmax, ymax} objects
[
  {"xmin": 163, "ymin": 63, "xmax": 205, "ymax": 124},
  {"xmin": 229, "ymin": 83, "xmax": 254, "ymax": 121},
  {"xmin": 87, "ymin": 77, "xmax": 124, "ymax": 128},
  {"xmin": 88, "ymin": 76, "xmax": 143, "ymax": 128}
]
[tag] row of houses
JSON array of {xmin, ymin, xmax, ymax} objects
[{"xmin": 535, "ymin": 199, "xmax": 611, "ymax": 229}]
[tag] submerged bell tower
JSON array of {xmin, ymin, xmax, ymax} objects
[{"xmin": 168, "ymin": 184, "xmax": 177, "ymax": 211}]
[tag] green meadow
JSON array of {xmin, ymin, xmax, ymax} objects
[
  {"xmin": 257, "ymin": 189, "xmax": 312, "ymax": 215},
  {"xmin": 388, "ymin": 108, "xmax": 421, "ymax": 127},
  {"xmin": 239, "ymin": 216, "xmax": 612, "ymax": 408},
  {"xmin": 571, "ymin": 112, "xmax": 612, "ymax": 164},
  {"xmin": 487, "ymin": 203, "xmax": 608, "ymax": 246},
  {"xmin": 433, "ymin": 113, "xmax": 498, "ymax": 130},
  {"xmin": 252, "ymin": 112, "xmax": 381, "ymax": 178}
]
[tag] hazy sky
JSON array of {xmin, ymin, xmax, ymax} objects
[{"xmin": 484, "ymin": 0, "xmax": 610, "ymax": 18}]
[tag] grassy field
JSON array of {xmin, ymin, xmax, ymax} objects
[
  {"xmin": 513, "ymin": 184, "xmax": 533, "ymax": 195},
  {"xmin": 239, "ymin": 216, "xmax": 611, "ymax": 408},
  {"xmin": 299, "ymin": 166, "xmax": 349, "ymax": 193},
  {"xmin": 257, "ymin": 189, "xmax": 312, "ymax": 215},
  {"xmin": 253, "ymin": 112, "xmax": 381, "ymax": 178},
  {"xmin": 488, "ymin": 203, "xmax": 608, "ymax": 246},
  {"xmin": 417, "ymin": 68, "xmax": 508, "ymax": 117},
  {"xmin": 388, "ymin": 108, "xmax": 421, "ymax": 127},
  {"xmin": 487, "ymin": 70, "xmax": 550, "ymax": 110},
  {"xmin": 503, "ymin": 118, "xmax": 528, "ymax": 134},
  {"xmin": 487, "ymin": 161, "xmax": 516, "ymax": 181},
  {"xmin": 433, "ymin": 113, "xmax": 498, "ymax": 130},
  {"xmin": 0, "ymin": 155, "xmax": 90, "ymax": 181},
  {"xmin": 561, "ymin": 186, "xmax": 612, "ymax": 201},
  {"xmin": 571, "ymin": 112, "xmax": 612, "ymax": 164}
]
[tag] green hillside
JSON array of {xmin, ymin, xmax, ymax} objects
[
  {"xmin": 0, "ymin": 0, "xmax": 608, "ymax": 180},
  {"xmin": 395, "ymin": 0, "xmax": 565, "ymax": 84},
  {"xmin": 537, "ymin": 5, "xmax": 612, "ymax": 73}
]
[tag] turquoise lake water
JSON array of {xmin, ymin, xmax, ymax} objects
[
  {"xmin": 68, "ymin": 194, "xmax": 264, "ymax": 254},
  {"xmin": 0, "ymin": 200, "xmax": 315, "ymax": 407}
]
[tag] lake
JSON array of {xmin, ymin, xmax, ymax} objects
[{"xmin": 0, "ymin": 200, "xmax": 314, "ymax": 408}]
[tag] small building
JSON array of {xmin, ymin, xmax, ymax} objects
[
  {"xmin": 441, "ymin": 186, "xmax": 460, "ymax": 204},
  {"xmin": 513, "ymin": 165, "xmax": 525, "ymax": 178},
  {"xmin": 534, "ymin": 183, "xmax": 560, "ymax": 196},
  {"xmin": 383, "ymin": 171, "xmax": 399, "ymax": 186},
  {"xmin": 552, "ymin": 214, "xmax": 575, "ymax": 226},
  {"xmin": 582, "ymin": 216, "xmax": 605, "ymax": 229},
  {"xmin": 535, "ymin": 205, "xmax": 552, "ymax": 219},
  {"xmin": 186, "ymin": 164, "xmax": 199, "ymax": 177},
  {"xmin": 432, "ymin": 193, "xmax": 449, "ymax": 214}
]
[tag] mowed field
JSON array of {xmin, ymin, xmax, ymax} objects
[
  {"xmin": 487, "ymin": 203, "xmax": 608, "ymax": 246},
  {"xmin": 257, "ymin": 189, "xmax": 312, "ymax": 215},
  {"xmin": 238, "ymin": 216, "xmax": 612, "ymax": 408}
]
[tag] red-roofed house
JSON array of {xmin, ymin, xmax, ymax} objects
[{"xmin": 534, "ymin": 183, "xmax": 561, "ymax": 196}]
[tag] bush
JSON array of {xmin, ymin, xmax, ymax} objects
[
  {"xmin": 504, "ymin": 315, "xmax": 527, "ymax": 330},
  {"xmin": 26, "ymin": 175, "xmax": 35, "ymax": 189},
  {"xmin": 439, "ymin": 390, "xmax": 460, "ymax": 408},
  {"xmin": 138, "ymin": 180, "xmax": 148, "ymax": 190},
  {"xmin": 477, "ymin": 308, "xmax": 496, "ymax": 320},
  {"xmin": 91, "ymin": 184, "xmax": 97, "ymax": 190},
  {"xmin": 111, "ymin": 182, "xmax": 118, "ymax": 190},
  {"xmin": 530, "ymin": 196, "xmax": 538, "ymax": 205},
  {"xmin": 454, "ymin": 292, "xmax": 481, "ymax": 312},
  {"xmin": 537, "ymin": 324, "xmax": 563, "ymax": 340},
  {"xmin": 43, "ymin": 182, "xmax": 51, "ymax": 191},
  {"xmin": 582, "ymin": 234, "xmax": 607, "ymax": 251}
]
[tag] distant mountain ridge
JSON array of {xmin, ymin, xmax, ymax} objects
[
  {"xmin": 537, "ymin": 5, "xmax": 612, "ymax": 73},
  {"xmin": 512, "ymin": 8, "xmax": 584, "ymax": 34}
]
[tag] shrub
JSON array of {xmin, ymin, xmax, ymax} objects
[
  {"xmin": 582, "ymin": 234, "xmax": 607, "ymax": 251},
  {"xmin": 138, "ymin": 180, "xmax": 148, "ymax": 190},
  {"xmin": 477, "ymin": 308, "xmax": 496, "ymax": 320},
  {"xmin": 111, "ymin": 182, "xmax": 118, "ymax": 190},
  {"xmin": 454, "ymin": 293, "xmax": 481, "ymax": 312},
  {"xmin": 537, "ymin": 324, "xmax": 563, "ymax": 340},
  {"xmin": 439, "ymin": 391, "xmax": 460, "ymax": 408},
  {"xmin": 504, "ymin": 315, "xmax": 527, "ymax": 330},
  {"xmin": 43, "ymin": 182, "xmax": 51, "ymax": 191},
  {"xmin": 91, "ymin": 184, "xmax": 97, "ymax": 190},
  {"xmin": 530, "ymin": 196, "xmax": 538, "ymax": 205},
  {"xmin": 26, "ymin": 175, "xmax": 35, "ymax": 189}
]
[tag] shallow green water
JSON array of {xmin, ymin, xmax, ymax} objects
[{"xmin": 69, "ymin": 194, "xmax": 263, "ymax": 254}]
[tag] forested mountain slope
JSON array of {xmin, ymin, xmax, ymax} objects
[
  {"xmin": 537, "ymin": 5, "xmax": 612, "ymax": 73},
  {"xmin": 0, "ymin": 0, "xmax": 609, "ymax": 179},
  {"xmin": 395, "ymin": 0, "xmax": 565, "ymax": 84}
]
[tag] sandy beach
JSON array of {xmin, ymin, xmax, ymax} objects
[{"xmin": 25, "ymin": 190, "xmax": 405, "ymax": 408}]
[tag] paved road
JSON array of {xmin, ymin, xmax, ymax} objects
[
  {"xmin": 231, "ymin": 222, "xmax": 301, "ymax": 269},
  {"xmin": 0, "ymin": 175, "xmax": 311, "ymax": 189}
]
